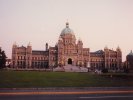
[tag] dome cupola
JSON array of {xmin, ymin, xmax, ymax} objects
[
  {"xmin": 60, "ymin": 22, "xmax": 74, "ymax": 36},
  {"xmin": 128, "ymin": 50, "xmax": 133, "ymax": 56}
]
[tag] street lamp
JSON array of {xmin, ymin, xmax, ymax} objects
[
  {"xmin": 87, "ymin": 62, "xmax": 91, "ymax": 72},
  {"xmin": 0, "ymin": 53, "xmax": 2, "ymax": 59},
  {"xmin": 0, "ymin": 54, "xmax": 2, "ymax": 68}
]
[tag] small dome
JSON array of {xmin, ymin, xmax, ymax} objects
[
  {"xmin": 78, "ymin": 37, "xmax": 82, "ymax": 42},
  {"xmin": 116, "ymin": 46, "xmax": 121, "ymax": 51},
  {"xmin": 13, "ymin": 42, "xmax": 17, "ymax": 47},
  {"xmin": 58, "ymin": 36, "xmax": 63, "ymax": 41},
  {"xmin": 128, "ymin": 50, "xmax": 133, "ymax": 56},
  {"xmin": 104, "ymin": 46, "xmax": 108, "ymax": 50},
  {"xmin": 28, "ymin": 42, "xmax": 31, "ymax": 46},
  {"xmin": 60, "ymin": 22, "xmax": 74, "ymax": 36}
]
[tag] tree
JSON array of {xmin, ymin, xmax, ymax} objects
[{"xmin": 0, "ymin": 47, "xmax": 7, "ymax": 69}]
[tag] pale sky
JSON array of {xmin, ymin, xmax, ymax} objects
[{"xmin": 0, "ymin": 0, "xmax": 133, "ymax": 61}]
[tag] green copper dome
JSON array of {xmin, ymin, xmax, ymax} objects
[{"xmin": 60, "ymin": 22, "xmax": 74, "ymax": 36}]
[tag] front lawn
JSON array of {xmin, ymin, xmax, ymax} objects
[{"xmin": 0, "ymin": 71, "xmax": 132, "ymax": 88}]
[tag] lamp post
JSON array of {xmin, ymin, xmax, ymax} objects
[
  {"xmin": 87, "ymin": 62, "xmax": 91, "ymax": 72},
  {"xmin": 0, "ymin": 54, "xmax": 2, "ymax": 68}
]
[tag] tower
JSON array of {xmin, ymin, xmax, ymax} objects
[
  {"xmin": 26, "ymin": 42, "xmax": 32, "ymax": 68},
  {"xmin": 46, "ymin": 43, "xmax": 48, "ymax": 51},
  {"xmin": 77, "ymin": 38, "xmax": 83, "ymax": 66},
  {"xmin": 12, "ymin": 42, "xmax": 17, "ymax": 68},
  {"xmin": 77, "ymin": 38, "xmax": 83, "ymax": 51},
  {"xmin": 104, "ymin": 46, "xmax": 109, "ymax": 68},
  {"xmin": 57, "ymin": 36, "xmax": 64, "ymax": 66},
  {"xmin": 116, "ymin": 46, "xmax": 122, "ymax": 69}
]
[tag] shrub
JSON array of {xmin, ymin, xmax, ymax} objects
[{"xmin": 102, "ymin": 68, "xmax": 108, "ymax": 73}]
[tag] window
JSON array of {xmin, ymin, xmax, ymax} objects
[
  {"xmin": 24, "ymin": 56, "xmax": 26, "ymax": 60},
  {"xmin": 32, "ymin": 62, "xmax": 34, "ymax": 66},
  {"xmin": 38, "ymin": 62, "xmax": 40, "ymax": 66},
  {"xmin": 17, "ymin": 61, "xmax": 19, "ymax": 66},
  {"xmin": 35, "ymin": 62, "xmax": 37, "ymax": 66},
  {"xmin": 20, "ymin": 61, "xmax": 22, "ymax": 65}
]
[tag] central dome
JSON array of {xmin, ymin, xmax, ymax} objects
[{"xmin": 60, "ymin": 22, "xmax": 74, "ymax": 36}]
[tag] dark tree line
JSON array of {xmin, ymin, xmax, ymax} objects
[{"xmin": 0, "ymin": 47, "xmax": 6, "ymax": 69}]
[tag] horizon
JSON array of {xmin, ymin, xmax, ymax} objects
[{"xmin": 0, "ymin": 0, "xmax": 133, "ymax": 61}]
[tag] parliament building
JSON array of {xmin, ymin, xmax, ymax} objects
[{"xmin": 11, "ymin": 22, "xmax": 122, "ymax": 70}]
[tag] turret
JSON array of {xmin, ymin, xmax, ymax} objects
[
  {"xmin": 12, "ymin": 42, "xmax": 17, "ymax": 54},
  {"xmin": 116, "ymin": 46, "xmax": 121, "ymax": 52},
  {"xmin": 77, "ymin": 38, "xmax": 83, "ymax": 44},
  {"xmin": 116, "ymin": 46, "xmax": 122, "ymax": 69},
  {"xmin": 77, "ymin": 38, "xmax": 83, "ymax": 48},
  {"xmin": 12, "ymin": 42, "xmax": 18, "ymax": 68},
  {"xmin": 58, "ymin": 36, "xmax": 63, "ymax": 42},
  {"xmin": 46, "ymin": 43, "xmax": 48, "ymax": 51},
  {"xmin": 116, "ymin": 46, "xmax": 122, "ymax": 57},
  {"xmin": 12, "ymin": 42, "xmax": 17, "ymax": 48},
  {"xmin": 27, "ymin": 42, "xmax": 32, "ymax": 53},
  {"xmin": 104, "ymin": 46, "xmax": 108, "ymax": 51}
]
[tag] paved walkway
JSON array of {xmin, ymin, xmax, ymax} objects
[{"xmin": 0, "ymin": 87, "xmax": 133, "ymax": 95}]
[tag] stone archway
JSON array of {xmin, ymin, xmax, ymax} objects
[{"xmin": 68, "ymin": 58, "xmax": 72, "ymax": 64}]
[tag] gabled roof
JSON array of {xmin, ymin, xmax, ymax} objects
[
  {"xmin": 95, "ymin": 50, "xmax": 104, "ymax": 53},
  {"xmin": 90, "ymin": 50, "xmax": 104, "ymax": 54}
]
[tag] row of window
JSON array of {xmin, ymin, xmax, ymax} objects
[
  {"xmin": 32, "ymin": 62, "xmax": 48, "ymax": 67},
  {"xmin": 32, "ymin": 57, "xmax": 48, "ymax": 60},
  {"xmin": 17, "ymin": 61, "xmax": 48, "ymax": 67},
  {"xmin": 106, "ymin": 59, "xmax": 118, "ymax": 62},
  {"xmin": 91, "ymin": 59, "xmax": 104, "ymax": 62},
  {"xmin": 58, "ymin": 49, "xmax": 89, "ymax": 55},
  {"xmin": 17, "ymin": 56, "xmax": 48, "ymax": 60},
  {"xmin": 105, "ymin": 54, "xmax": 121, "ymax": 58},
  {"xmin": 17, "ymin": 61, "xmax": 26, "ymax": 66},
  {"xmin": 91, "ymin": 58, "xmax": 119, "ymax": 62},
  {"xmin": 91, "ymin": 63, "xmax": 104, "ymax": 67},
  {"xmin": 65, "ymin": 40, "xmax": 74, "ymax": 44},
  {"xmin": 49, "ymin": 56, "xmax": 56, "ymax": 60},
  {"xmin": 91, "ymin": 63, "xmax": 117, "ymax": 68},
  {"xmin": 18, "ymin": 56, "xmax": 27, "ymax": 60}
]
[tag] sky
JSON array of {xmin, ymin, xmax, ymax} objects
[{"xmin": 0, "ymin": 0, "xmax": 133, "ymax": 61}]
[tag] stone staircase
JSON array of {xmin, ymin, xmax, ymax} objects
[{"xmin": 53, "ymin": 64, "xmax": 88, "ymax": 72}]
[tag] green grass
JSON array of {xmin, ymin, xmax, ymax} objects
[{"xmin": 0, "ymin": 71, "xmax": 133, "ymax": 88}]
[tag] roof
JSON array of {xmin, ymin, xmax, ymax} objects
[
  {"xmin": 90, "ymin": 50, "xmax": 104, "ymax": 54},
  {"xmin": 90, "ymin": 50, "xmax": 104, "ymax": 57}
]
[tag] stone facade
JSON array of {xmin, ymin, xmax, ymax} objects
[{"xmin": 11, "ymin": 22, "xmax": 122, "ymax": 70}]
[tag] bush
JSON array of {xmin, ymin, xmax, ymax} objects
[
  {"xmin": 102, "ymin": 68, "xmax": 108, "ymax": 73},
  {"xmin": 124, "ymin": 68, "xmax": 129, "ymax": 73}
]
